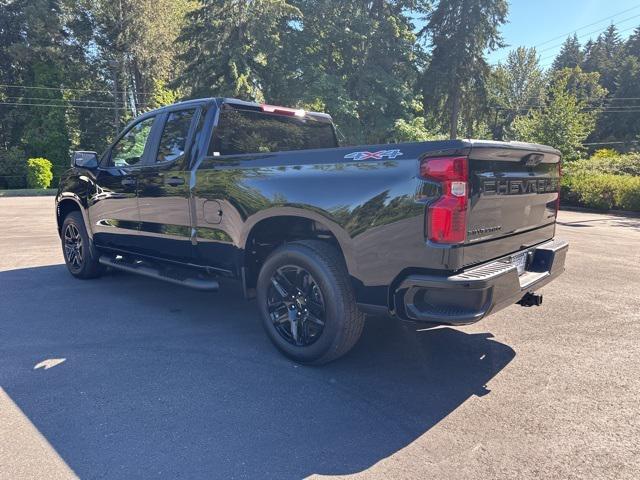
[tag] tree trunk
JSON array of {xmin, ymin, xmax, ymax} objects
[{"xmin": 449, "ymin": 88, "xmax": 460, "ymax": 139}]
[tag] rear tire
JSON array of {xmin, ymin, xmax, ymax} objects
[
  {"xmin": 61, "ymin": 211, "xmax": 103, "ymax": 279},
  {"xmin": 256, "ymin": 240, "xmax": 365, "ymax": 365}
]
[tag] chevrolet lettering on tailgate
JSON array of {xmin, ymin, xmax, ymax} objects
[{"xmin": 481, "ymin": 177, "xmax": 560, "ymax": 196}]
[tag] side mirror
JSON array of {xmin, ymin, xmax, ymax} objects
[{"xmin": 71, "ymin": 151, "xmax": 98, "ymax": 169}]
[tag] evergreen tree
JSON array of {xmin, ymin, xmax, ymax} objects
[
  {"xmin": 625, "ymin": 26, "xmax": 640, "ymax": 58},
  {"xmin": 176, "ymin": 0, "xmax": 301, "ymax": 101},
  {"xmin": 419, "ymin": 0, "xmax": 508, "ymax": 139},
  {"xmin": 4, "ymin": 0, "xmax": 639, "ymax": 185},
  {"xmin": 93, "ymin": 0, "xmax": 195, "ymax": 116},
  {"xmin": 3, "ymin": 0, "xmax": 72, "ymax": 179},
  {"xmin": 596, "ymin": 56, "xmax": 640, "ymax": 144},
  {"xmin": 552, "ymin": 34, "xmax": 583, "ymax": 70},
  {"xmin": 583, "ymin": 24, "xmax": 622, "ymax": 94},
  {"xmin": 0, "ymin": 0, "xmax": 24, "ymax": 151},
  {"xmin": 284, "ymin": 0, "xmax": 427, "ymax": 144},
  {"xmin": 63, "ymin": 1, "xmax": 118, "ymax": 151}
]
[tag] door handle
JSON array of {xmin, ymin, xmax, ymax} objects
[
  {"xmin": 121, "ymin": 178, "xmax": 136, "ymax": 187},
  {"xmin": 165, "ymin": 177, "xmax": 185, "ymax": 186}
]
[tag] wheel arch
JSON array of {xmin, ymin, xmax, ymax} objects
[
  {"xmin": 56, "ymin": 195, "xmax": 92, "ymax": 238},
  {"xmin": 239, "ymin": 208, "xmax": 356, "ymax": 295}
]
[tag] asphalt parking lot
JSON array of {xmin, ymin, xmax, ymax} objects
[{"xmin": 1, "ymin": 196, "xmax": 639, "ymax": 480}]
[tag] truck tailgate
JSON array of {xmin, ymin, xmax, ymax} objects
[{"xmin": 466, "ymin": 142, "xmax": 560, "ymax": 246}]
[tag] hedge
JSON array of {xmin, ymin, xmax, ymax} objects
[
  {"xmin": 560, "ymin": 150, "xmax": 640, "ymax": 212},
  {"xmin": 26, "ymin": 157, "xmax": 54, "ymax": 189},
  {"xmin": 564, "ymin": 151, "xmax": 640, "ymax": 177},
  {"xmin": 562, "ymin": 173, "xmax": 640, "ymax": 211}
]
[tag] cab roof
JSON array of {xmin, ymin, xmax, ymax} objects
[{"xmin": 144, "ymin": 97, "xmax": 333, "ymax": 124}]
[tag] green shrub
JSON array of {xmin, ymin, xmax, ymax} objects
[
  {"xmin": 562, "ymin": 173, "xmax": 640, "ymax": 211},
  {"xmin": 26, "ymin": 157, "xmax": 54, "ymax": 189},
  {"xmin": 560, "ymin": 175, "xmax": 580, "ymax": 205},
  {"xmin": 0, "ymin": 147, "xmax": 27, "ymax": 189},
  {"xmin": 615, "ymin": 176, "xmax": 640, "ymax": 211},
  {"xmin": 591, "ymin": 148, "xmax": 618, "ymax": 159},
  {"xmin": 565, "ymin": 152, "xmax": 640, "ymax": 176}
]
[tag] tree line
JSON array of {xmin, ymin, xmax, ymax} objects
[{"xmin": 1, "ymin": 0, "xmax": 639, "ymax": 188}]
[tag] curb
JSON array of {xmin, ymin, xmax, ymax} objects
[
  {"xmin": 0, "ymin": 189, "xmax": 57, "ymax": 198},
  {"xmin": 560, "ymin": 204, "xmax": 640, "ymax": 218}
]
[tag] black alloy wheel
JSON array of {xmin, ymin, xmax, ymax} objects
[
  {"xmin": 64, "ymin": 223, "xmax": 84, "ymax": 271},
  {"xmin": 60, "ymin": 211, "xmax": 103, "ymax": 279},
  {"xmin": 257, "ymin": 240, "xmax": 365, "ymax": 365},
  {"xmin": 267, "ymin": 265, "xmax": 326, "ymax": 346}
]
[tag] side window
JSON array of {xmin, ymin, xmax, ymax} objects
[
  {"xmin": 110, "ymin": 116, "xmax": 155, "ymax": 167},
  {"xmin": 156, "ymin": 109, "xmax": 196, "ymax": 164}
]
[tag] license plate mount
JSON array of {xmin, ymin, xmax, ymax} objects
[{"xmin": 511, "ymin": 251, "xmax": 528, "ymax": 276}]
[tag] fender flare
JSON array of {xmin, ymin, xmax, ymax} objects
[
  {"xmin": 239, "ymin": 207, "xmax": 357, "ymax": 277},
  {"xmin": 56, "ymin": 194, "xmax": 93, "ymax": 240}
]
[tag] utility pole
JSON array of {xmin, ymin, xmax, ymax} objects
[{"xmin": 109, "ymin": 59, "xmax": 120, "ymax": 136}]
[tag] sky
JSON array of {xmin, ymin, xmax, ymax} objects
[{"xmin": 487, "ymin": 0, "xmax": 640, "ymax": 67}]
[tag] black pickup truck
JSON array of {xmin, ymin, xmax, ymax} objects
[{"xmin": 56, "ymin": 97, "xmax": 568, "ymax": 364}]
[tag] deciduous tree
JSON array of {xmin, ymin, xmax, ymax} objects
[
  {"xmin": 488, "ymin": 47, "xmax": 544, "ymax": 139},
  {"xmin": 512, "ymin": 68, "xmax": 604, "ymax": 160}
]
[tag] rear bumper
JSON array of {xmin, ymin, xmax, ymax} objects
[{"xmin": 394, "ymin": 238, "xmax": 568, "ymax": 325}]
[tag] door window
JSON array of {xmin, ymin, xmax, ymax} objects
[
  {"xmin": 110, "ymin": 116, "xmax": 155, "ymax": 167},
  {"xmin": 156, "ymin": 109, "xmax": 196, "ymax": 164}
]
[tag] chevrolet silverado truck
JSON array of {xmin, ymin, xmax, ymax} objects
[{"xmin": 56, "ymin": 97, "xmax": 568, "ymax": 364}]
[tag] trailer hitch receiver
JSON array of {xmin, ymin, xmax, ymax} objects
[{"xmin": 518, "ymin": 292, "xmax": 543, "ymax": 307}]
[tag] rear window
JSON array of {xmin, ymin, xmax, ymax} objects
[{"xmin": 209, "ymin": 108, "xmax": 337, "ymax": 156}]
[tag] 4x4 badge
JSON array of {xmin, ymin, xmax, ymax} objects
[{"xmin": 344, "ymin": 149, "xmax": 404, "ymax": 161}]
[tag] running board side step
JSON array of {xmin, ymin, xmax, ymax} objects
[{"xmin": 99, "ymin": 256, "xmax": 219, "ymax": 291}]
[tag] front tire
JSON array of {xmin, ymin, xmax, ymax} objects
[
  {"xmin": 61, "ymin": 211, "xmax": 103, "ymax": 279},
  {"xmin": 256, "ymin": 240, "xmax": 365, "ymax": 365}
]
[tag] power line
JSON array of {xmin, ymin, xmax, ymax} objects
[
  {"xmin": 496, "ymin": 103, "xmax": 640, "ymax": 108},
  {"xmin": 534, "ymin": 4, "xmax": 640, "ymax": 48},
  {"xmin": 492, "ymin": 98, "xmax": 640, "ymax": 108},
  {"xmin": 491, "ymin": 100, "xmax": 640, "ymax": 109},
  {"xmin": 537, "ymin": 13, "xmax": 640, "ymax": 56},
  {"xmin": 539, "ymin": 23, "xmax": 640, "ymax": 65},
  {"xmin": 1, "ymin": 96, "xmax": 120, "ymax": 105},
  {"xmin": 0, "ymin": 83, "xmax": 156, "ymax": 97},
  {"xmin": 0, "ymin": 101, "xmax": 127, "ymax": 110},
  {"xmin": 490, "ymin": 105, "xmax": 640, "ymax": 113},
  {"xmin": 492, "ymin": 108, "xmax": 640, "ymax": 113}
]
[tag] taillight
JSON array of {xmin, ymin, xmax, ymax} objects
[{"xmin": 420, "ymin": 156, "xmax": 468, "ymax": 244}]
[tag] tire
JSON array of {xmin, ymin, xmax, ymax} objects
[
  {"xmin": 256, "ymin": 240, "xmax": 365, "ymax": 365},
  {"xmin": 61, "ymin": 211, "xmax": 103, "ymax": 279}
]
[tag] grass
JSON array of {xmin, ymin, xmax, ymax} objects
[{"xmin": 0, "ymin": 188, "xmax": 57, "ymax": 197}]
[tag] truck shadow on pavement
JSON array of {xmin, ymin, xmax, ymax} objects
[
  {"xmin": 558, "ymin": 216, "xmax": 640, "ymax": 231},
  {"xmin": 0, "ymin": 265, "xmax": 515, "ymax": 479}
]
